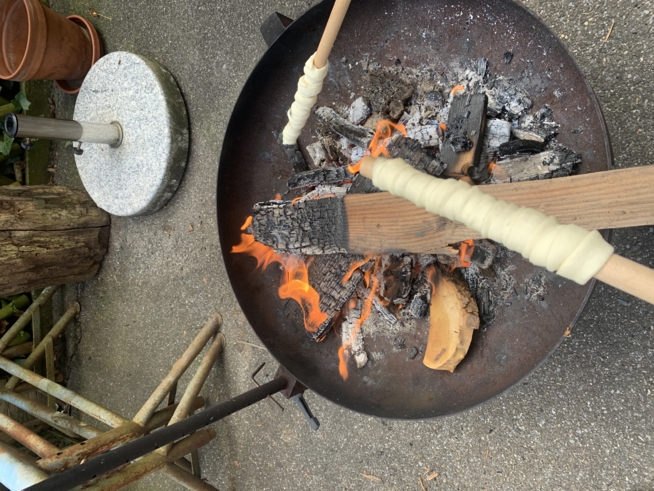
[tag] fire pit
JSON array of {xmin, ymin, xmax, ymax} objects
[{"xmin": 217, "ymin": 0, "xmax": 612, "ymax": 418}]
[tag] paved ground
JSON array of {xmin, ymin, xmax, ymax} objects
[{"xmin": 49, "ymin": 0, "xmax": 653, "ymax": 489}]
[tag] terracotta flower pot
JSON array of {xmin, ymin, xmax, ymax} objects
[{"xmin": 0, "ymin": 0, "xmax": 102, "ymax": 93}]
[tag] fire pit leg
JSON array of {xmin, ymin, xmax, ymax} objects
[{"xmin": 275, "ymin": 365, "xmax": 320, "ymax": 431}]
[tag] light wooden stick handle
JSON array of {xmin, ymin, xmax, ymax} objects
[
  {"xmin": 314, "ymin": 0, "xmax": 352, "ymax": 69},
  {"xmin": 594, "ymin": 254, "xmax": 654, "ymax": 305}
]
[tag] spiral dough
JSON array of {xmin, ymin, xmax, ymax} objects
[
  {"xmin": 371, "ymin": 157, "xmax": 614, "ymax": 285},
  {"xmin": 282, "ymin": 53, "xmax": 329, "ymax": 145}
]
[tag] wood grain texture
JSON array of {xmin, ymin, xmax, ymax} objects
[
  {"xmin": 345, "ymin": 165, "xmax": 654, "ymax": 254},
  {"xmin": 595, "ymin": 254, "xmax": 654, "ymax": 306}
]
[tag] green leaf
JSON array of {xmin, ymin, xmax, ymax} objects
[
  {"xmin": 11, "ymin": 92, "xmax": 31, "ymax": 112},
  {"xmin": 1, "ymin": 133, "xmax": 13, "ymax": 155}
]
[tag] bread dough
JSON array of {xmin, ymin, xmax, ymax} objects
[
  {"xmin": 371, "ymin": 157, "xmax": 614, "ymax": 284},
  {"xmin": 282, "ymin": 53, "xmax": 329, "ymax": 145}
]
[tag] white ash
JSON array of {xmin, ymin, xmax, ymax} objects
[
  {"xmin": 300, "ymin": 185, "xmax": 350, "ymax": 201},
  {"xmin": 341, "ymin": 299, "xmax": 368, "ymax": 369},
  {"xmin": 484, "ymin": 119, "xmax": 512, "ymax": 149},
  {"xmin": 306, "ymin": 142, "xmax": 330, "ymax": 168},
  {"xmin": 512, "ymin": 129, "xmax": 545, "ymax": 143},
  {"xmin": 348, "ymin": 97, "xmax": 372, "ymax": 125},
  {"xmin": 516, "ymin": 105, "xmax": 560, "ymax": 141}
]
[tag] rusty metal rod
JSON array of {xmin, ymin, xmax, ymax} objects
[
  {"xmin": 36, "ymin": 396, "xmax": 206, "ymax": 474},
  {"xmin": 132, "ymin": 313, "xmax": 222, "ymax": 426},
  {"xmin": 163, "ymin": 463, "xmax": 219, "ymax": 491},
  {"xmin": 0, "ymin": 440, "xmax": 49, "ymax": 490},
  {"xmin": 0, "ymin": 286, "xmax": 58, "ymax": 352},
  {"xmin": 0, "ymin": 411, "xmax": 59, "ymax": 458},
  {"xmin": 5, "ymin": 302, "xmax": 79, "ymax": 391},
  {"xmin": 0, "ymin": 388, "xmax": 102, "ymax": 440},
  {"xmin": 27, "ymin": 377, "xmax": 289, "ymax": 491},
  {"xmin": 81, "ymin": 428, "xmax": 217, "ymax": 491},
  {"xmin": 159, "ymin": 333, "xmax": 225, "ymax": 455},
  {"xmin": 0, "ymin": 358, "xmax": 129, "ymax": 429}
]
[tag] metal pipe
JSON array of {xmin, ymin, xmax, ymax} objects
[
  {"xmin": 0, "ymin": 358, "xmax": 129, "ymax": 429},
  {"xmin": 4, "ymin": 114, "xmax": 123, "ymax": 147},
  {"xmin": 132, "ymin": 313, "xmax": 222, "ymax": 426},
  {"xmin": 81, "ymin": 428, "xmax": 217, "ymax": 491},
  {"xmin": 0, "ymin": 286, "xmax": 58, "ymax": 352},
  {"xmin": 158, "ymin": 333, "xmax": 225, "ymax": 455},
  {"xmin": 0, "ymin": 440, "xmax": 49, "ymax": 491},
  {"xmin": 26, "ymin": 377, "xmax": 289, "ymax": 491},
  {"xmin": 36, "ymin": 396, "xmax": 206, "ymax": 473},
  {"xmin": 163, "ymin": 463, "xmax": 219, "ymax": 491},
  {"xmin": 0, "ymin": 411, "xmax": 59, "ymax": 458},
  {"xmin": 0, "ymin": 389, "xmax": 103, "ymax": 440},
  {"xmin": 5, "ymin": 302, "xmax": 79, "ymax": 390}
]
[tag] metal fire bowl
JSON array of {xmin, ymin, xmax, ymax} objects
[{"xmin": 217, "ymin": 0, "xmax": 612, "ymax": 419}]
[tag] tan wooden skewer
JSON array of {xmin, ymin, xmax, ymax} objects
[
  {"xmin": 314, "ymin": 0, "xmax": 352, "ymax": 69},
  {"xmin": 359, "ymin": 156, "xmax": 654, "ymax": 306}
]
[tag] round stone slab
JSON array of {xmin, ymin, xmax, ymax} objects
[{"xmin": 74, "ymin": 52, "xmax": 188, "ymax": 216}]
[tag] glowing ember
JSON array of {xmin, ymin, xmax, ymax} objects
[
  {"xmin": 347, "ymin": 160, "xmax": 362, "ymax": 174},
  {"xmin": 450, "ymin": 84, "xmax": 465, "ymax": 97},
  {"xmin": 232, "ymin": 217, "xmax": 327, "ymax": 333},
  {"xmin": 458, "ymin": 240, "xmax": 475, "ymax": 268},
  {"xmin": 439, "ymin": 122, "xmax": 447, "ymax": 132},
  {"xmin": 347, "ymin": 120, "xmax": 408, "ymax": 174},
  {"xmin": 240, "ymin": 216, "xmax": 252, "ymax": 230},
  {"xmin": 274, "ymin": 193, "xmax": 282, "ymax": 200}
]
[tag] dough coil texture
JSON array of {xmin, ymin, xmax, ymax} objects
[
  {"xmin": 282, "ymin": 53, "xmax": 329, "ymax": 145},
  {"xmin": 371, "ymin": 157, "xmax": 614, "ymax": 285}
]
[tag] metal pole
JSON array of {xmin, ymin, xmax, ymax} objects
[
  {"xmin": 0, "ymin": 411, "xmax": 59, "ymax": 458},
  {"xmin": 4, "ymin": 114, "xmax": 122, "ymax": 147},
  {"xmin": 25, "ymin": 377, "xmax": 289, "ymax": 491}
]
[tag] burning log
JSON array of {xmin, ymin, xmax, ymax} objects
[
  {"xmin": 347, "ymin": 174, "xmax": 380, "ymax": 194},
  {"xmin": 340, "ymin": 299, "xmax": 368, "ymax": 368},
  {"xmin": 423, "ymin": 268, "xmax": 479, "ymax": 372},
  {"xmin": 287, "ymin": 166, "xmax": 352, "ymax": 189},
  {"xmin": 489, "ymin": 149, "xmax": 580, "ymax": 184},
  {"xmin": 441, "ymin": 93, "xmax": 488, "ymax": 181},
  {"xmin": 310, "ymin": 254, "xmax": 365, "ymax": 340}
]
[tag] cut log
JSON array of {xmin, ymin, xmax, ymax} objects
[
  {"xmin": 441, "ymin": 93, "xmax": 488, "ymax": 181},
  {"xmin": 287, "ymin": 167, "xmax": 352, "ymax": 189},
  {"xmin": 0, "ymin": 186, "xmax": 110, "ymax": 297},
  {"xmin": 489, "ymin": 149, "xmax": 580, "ymax": 184},
  {"xmin": 252, "ymin": 164, "xmax": 654, "ymax": 255},
  {"xmin": 423, "ymin": 269, "xmax": 479, "ymax": 372}
]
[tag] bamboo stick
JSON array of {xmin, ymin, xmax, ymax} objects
[{"xmin": 314, "ymin": 0, "xmax": 352, "ymax": 69}]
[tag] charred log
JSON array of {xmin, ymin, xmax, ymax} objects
[
  {"xmin": 252, "ymin": 197, "xmax": 347, "ymax": 255},
  {"xmin": 388, "ymin": 136, "xmax": 445, "ymax": 177},
  {"xmin": 315, "ymin": 107, "xmax": 374, "ymax": 149},
  {"xmin": 499, "ymin": 139, "xmax": 547, "ymax": 157},
  {"xmin": 347, "ymin": 174, "xmax": 381, "ymax": 194},
  {"xmin": 287, "ymin": 167, "xmax": 352, "ymax": 189},
  {"xmin": 489, "ymin": 149, "xmax": 581, "ymax": 184},
  {"xmin": 274, "ymin": 130, "xmax": 308, "ymax": 173}
]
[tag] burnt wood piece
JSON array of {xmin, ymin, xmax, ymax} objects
[
  {"xmin": 315, "ymin": 107, "xmax": 373, "ymax": 149},
  {"xmin": 275, "ymin": 130, "xmax": 308, "ymax": 173},
  {"xmin": 441, "ymin": 93, "xmax": 488, "ymax": 181},
  {"xmin": 251, "ymin": 197, "xmax": 347, "ymax": 255},
  {"xmin": 388, "ymin": 135, "xmax": 445, "ymax": 177},
  {"xmin": 287, "ymin": 167, "xmax": 352, "ymax": 189},
  {"xmin": 347, "ymin": 174, "xmax": 380, "ymax": 194},
  {"xmin": 437, "ymin": 239, "xmax": 497, "ymax": 270},
  {"xmin": 0, "ymin": 186, "xmax": 110, "ymax": 297},
  {"xmin": 499, "ymin": 139, "xmax": 547, "ymax": 157},
  {"xmin": 363, "ymin": 72, "xmax": 414, "ymax": 120},
  {"xmin": 311, "ymin": 255, "xmax": 364, "ymax": 340},
  {"xmin": 490, "ymin": 149, "xmax": 581, "ymax": 184},
  {"xmin": 478, "ymin": 119, "xmax": 512, "ymax": 179},
  {"xmin": 485, "ymin": 76, "xmax": 532, "ymax": 118},
  {"xmin": 378, "ymin": 255, "xmax": 414, "ymax": 306},
  {"xmin": 355, "ymin": 282, "xmax": 398, "ymax": 326},
  {"xmin": 516, "ymin": 105, "xmax": 559, "ymax": 141}
]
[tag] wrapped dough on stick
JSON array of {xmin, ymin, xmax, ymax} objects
[
  {"xmin": 281, "ymin": 0, "xmax": 351, "ymax": 145},
  {"xmin": 358, "ymin": 155, "xmax": 654, "ymax": 306}
]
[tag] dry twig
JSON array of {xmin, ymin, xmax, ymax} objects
[
  {"xmin": 426, "ymin": 472, "xmax": 439, "ymax": 480},
  {"xmin": 361, "ymin": 473, "xmax": 381, "ymax": 482},
  {"xmin": 89, "ymin": 8, "xmax": 112, "ymax": 20},
  {"xmin": 604, "ymin": 20, "xmax": 615, "ymax": 42},
  {"xmin": 419, "ymin": 476, "xmax": 427, "ymax": 491}
]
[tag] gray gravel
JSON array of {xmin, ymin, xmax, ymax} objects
[{"xmin": 49, "ymin": 0, "xmax": 653, "ymax": 489}]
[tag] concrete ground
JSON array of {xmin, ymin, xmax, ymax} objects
[{"xmin": 49, "ymin": 0, "xmax": 653, "ymax": 489}]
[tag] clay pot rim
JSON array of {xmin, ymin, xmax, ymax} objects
[
  {"xmin": 56, "ymin": 15, "xmax": 103, "ymax": 94},
  {"xmin": 0, "ymin": 0, "xmax": 48, "ymax": 80}
]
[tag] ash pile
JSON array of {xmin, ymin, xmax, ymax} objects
[{"xmin": 242, "ymin": 57, "xmax": 576, "ymax": 372}]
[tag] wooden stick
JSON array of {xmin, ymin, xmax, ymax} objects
[
  {"xmin": 314, "ymin": 0, "xmax": 352, "ymax": 69},
  {"xmin": 360, "ymin": 157, "xmax": 654, "ymax": 306},
  {"xmin": 594, "ymin": 255, "xmax": 654, "ymax": 305}
]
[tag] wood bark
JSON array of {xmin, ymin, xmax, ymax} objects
[{"xmin": 0, "ymin": 186, "xmax": 110, "ymax": 296}]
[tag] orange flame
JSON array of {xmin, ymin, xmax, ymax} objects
[
  {"xmin": 342, "ymin": 256, "xmax": 373, "ymax": 284},
  {"xmin": 240, "ymin": 216, "xmax": 252, "ymax": 230},
  {"xmin": 347, "ymin": 120, "xmax": 408, "ymax": 174},
  {"xmin": 274, "ymin": 193, "xmax": 282, "ymax": 200},
  {"xmin": 488, "ymin": 160, "xmax": 496, "ymax": 172},
  {"xmin": 439, "ymin": 122, "xmax": 447, "ymax": 132},
  {"xmin": 426, "ymin": 265, "xmax": 437, "ymax": 293},
  {"xmin": 450, "ymin": 84, "xmax": 465, "ymax": 97},
  {"xmin": 459, "ymin": 239, "xmax": 475, "ymax": 268},
  {"xmin": 232, "ymin": 217, "xmax": 327, "ymax": 333}
]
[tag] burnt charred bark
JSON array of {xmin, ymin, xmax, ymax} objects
[
  {"xmin": 388, "ymin": 136, "xmax": 445, "ymax": 177},
  {"xmin": 499, "ymin": 139, "xmax": 547, "ymax": 157},
  {"xmin": 347, "ymin": 174, "xmax": 380, "ymax": 194},
  {"xmin": 489, "ymin": 149, "xmax": 581, "ymax": 184},
  {"xmin": 314, "ymin": 107, "xmax": 373, "ymax": 149},
  {"xmin": 287, "ymin": 167, "xmax": 352, "ymax": 189},
  {"xmin": 275, "ymin": 131, "xmax": 308, "ymax": 173}
]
